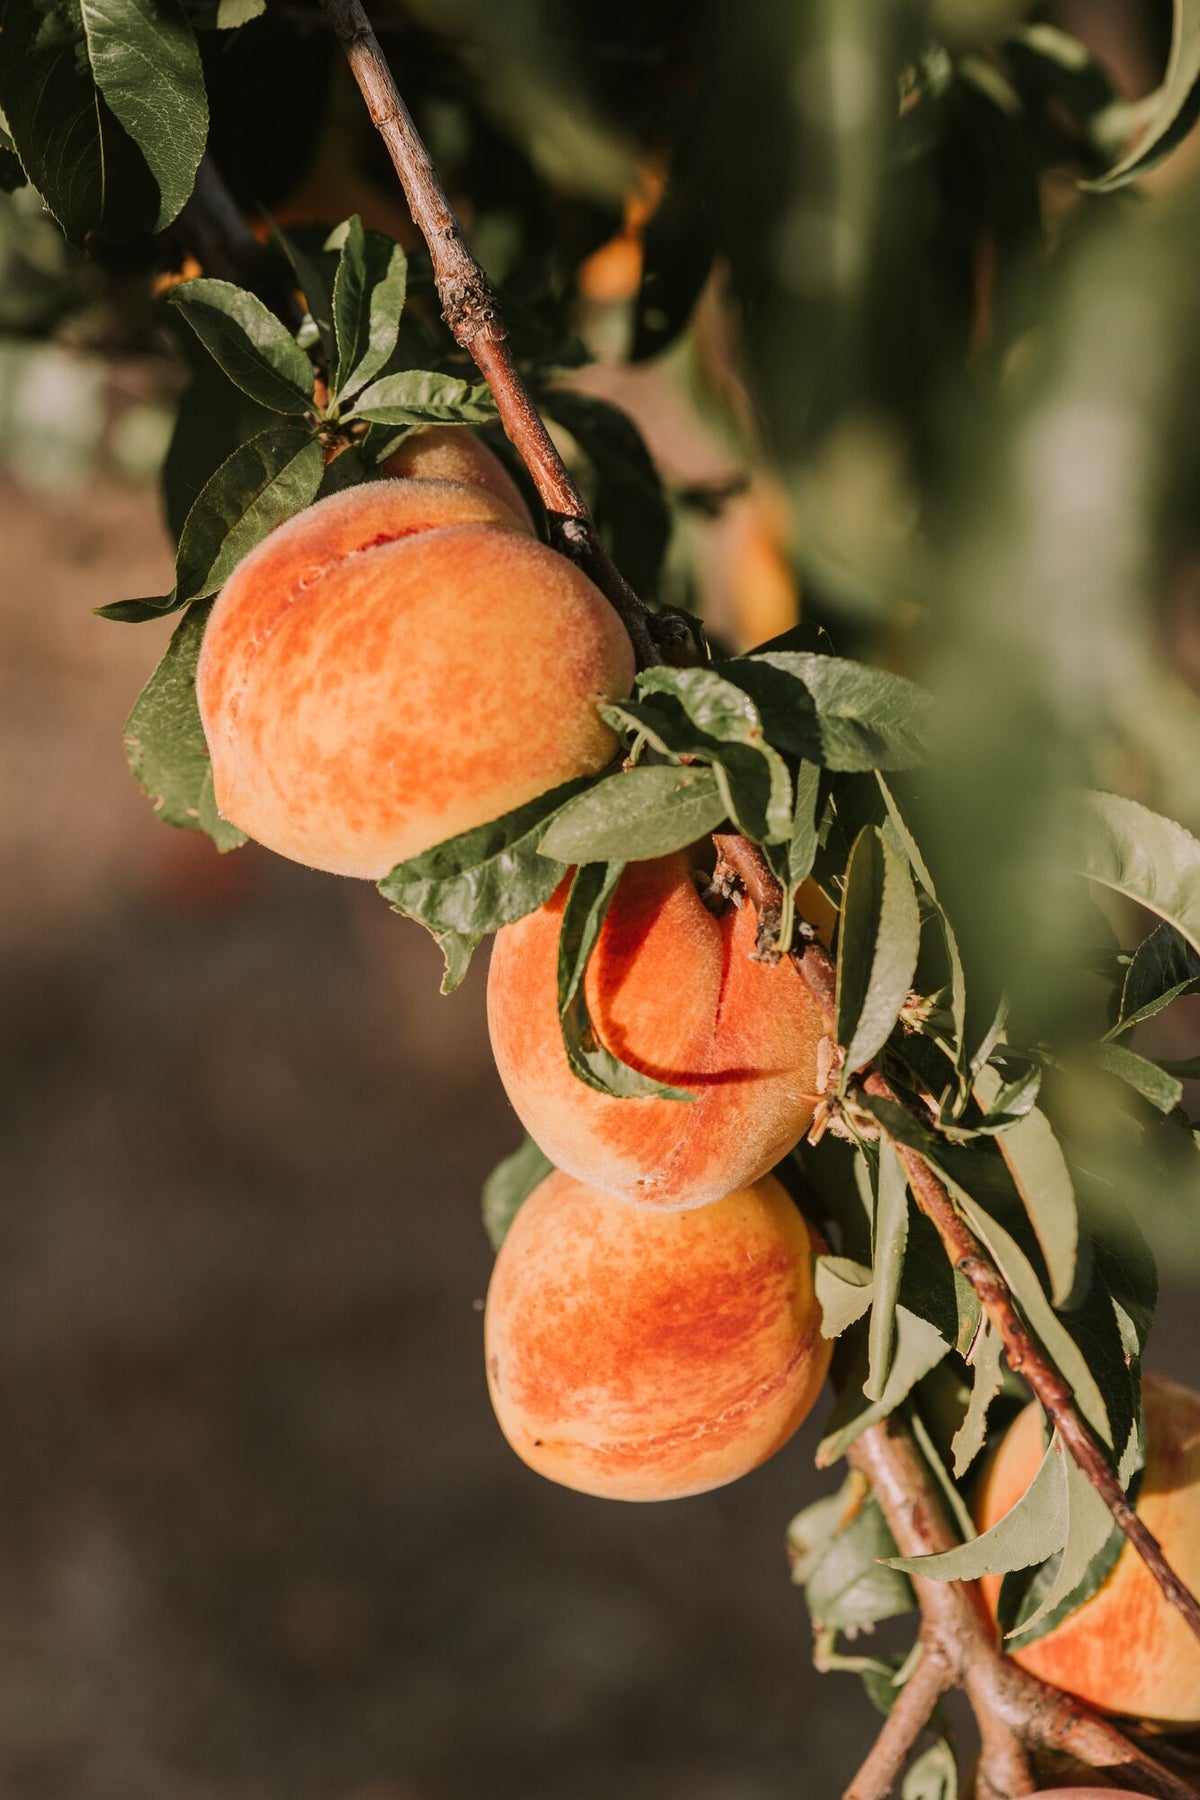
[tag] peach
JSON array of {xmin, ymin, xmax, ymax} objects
[
  {"xmin": 382, "ymin": 425, "xmax": 533, "ymax": 529},
  {"xmin": 484, "ymin": 1168, "xmax": 831, "ymax": 1500},
  {"xmin": 197, "ymin": 479, "xmax": 634, "ymax": 878},
  {"xmin": 487, "ymin": 852, "xmax": 829, "ymax": 1210},
  {"xmin": 977, "ymin": 1374, "xmax": 1200, "ymax": 1726}
]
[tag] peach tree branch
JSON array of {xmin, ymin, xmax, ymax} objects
[
  {"xmin": 316, "ymin": 0, "xmax": 662, "ymax": 671},
  {"xmin": 848, "ymin": 1416, "xmax": 1198, "ymax": 1800},
  {"xmin": 711, "ymin": 830, "xmax": 1200, "ymax": 1649}
]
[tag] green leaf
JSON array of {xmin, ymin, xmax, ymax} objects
[
  {"xmin": 1115, "ymin": 920, "xmax": 1200, "ymax": 1034},
  {"xmin": 0, "ymin": 0, "xmax": 207, "ymax": 244},
  {"xmin": 866, "ymin": 1139, "xmax": 909, "ymax": 1403},
  {"xmin": 1091, "ymin": 1042, "xmax": 1184, "ymax": 1113},
  {"xmin": 558, "ymin": 862, "xmax": 695, "ymax": 1102},
  {"xmin": 890, "ymin": 1436, "xmax": 1067, "ymax": 1581},
  {"xmin": 877, "ymin": 774, "xmax": 968, "ymax": 1084},
  {"xmin": 602, "ymin": 692, "xmax": 793, "ymax": 846},
  {"xmin": 349, "ymin": 370, "xmax": 498, "ymax": 427},
  {"xmin": 1005, "ymin": 1453, "xmax": 1120, "ymax": 1647},
  {"xmin": 100, "ymin": 424, "xmax": 325, "ymax": 620},
  {"xmin": 482, "ymin": 1135, "xmax": 554, "ymax": 1252},
  {"xmin": 945, "ymin": 1167, "xmax": 1112, "ymax": 1445},
  {"xmin": 789, "ymin": 759, "xmax": 823, "ymax": 891},
  {"xmin": 379, "ymin": 777, "xmax": 593, "ymax": 987},
  {"xmin": 836, "ymin": 825, "xmax": 921, "ymax": 1075},
  {"xmin": 720, "ymin": 652, "xmax": 932, "ymax": 772},
  {"xmin": 815, "ymin": 1255, "xmax": 874, "ymax": 1338},
  {"xmin": 216, "ymin": 0, "xmax": 266, "ymax": 25},
  {"xmin": 540, "ymin": 388, "xmax": 670, "ymax": 597},
  {"xmin": 976, "ymin": 1072, "xmax": 1078, "ymax": 1308},
  {"xmin": 123, "ymin": 602, "xmax": 246, "ymax": 851},
  {"xmin": 274, "ymin": 224, "xmax": 339, "ymax": 370},
  {"xmin": 804, "ymin": 1492, "xmax": 915, "ymax": 1633},
  {"xmin": 538, "ymin": 764, "xmax": 727, "ymax": 864},
  {"xmin": 816, "ymin": 1309, "xmax": 950, "ymax": 1466},
  {"xmin": 170, "ymin": 279, "xmax": 316, "ymax": 414},
  {"xmin": 330, "ymin": 216, "xmax": 409, "ymax": 397},
  {"xmin": 951, "ymin": 1320, "xmax": 1004, "ymax": 1478},
  {"xmin": 1089, "ymin": 0, "xmax": 1200, "ymax": 190},
  {"xmin": 902, "ymin": 1739, "xmax": 958, "ymax": 1800},
  {"xmin": 1080, "ymin": 792, "xmax": 1200, "ymax": 959}
]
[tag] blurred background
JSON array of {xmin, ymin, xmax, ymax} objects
[{"xmin": 3, "ymin": 0, "xmax": 1200, "ymax": 1795}]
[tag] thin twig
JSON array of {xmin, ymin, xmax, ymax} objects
[
  {"xmin": 842, "ymin": 1641, "xmax": 953, "ymax": 1800},
  {"xmin": 711, "ymin": 829, "xmax": 1200, "ymax": 1648},
  {"xmin": 316, "ymin": 0, "xmax": 662, "ymax": 670}
]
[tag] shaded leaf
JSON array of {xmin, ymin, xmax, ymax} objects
[
  {"xmin": 902, "ymin": 1738, "xmax": 958, "ymax": 1800},
  {"xmin": 538, "ymin": 765, "xmax": 727, "ymax": 864},
  {"xmin": 331, "ymin": 216, "xmax": 409, "ymax": 397},
  {"xmin": 789, "ymin": 759, "xmax": 823, "ymax": 891},
  {"xmin": 951, "ymin": 1320, "xmax": 1004, "ymax": 1477},
  {"xmin": 482, "ymin": 1135, "xmax": 554, "ymax": 1251},
  {"xmin": 805, "ymin": 1492, "xmax": 915, "ymax": 1633},
  {"xmin": 602, "ymin": 692, "xmax": 793, "ymax": 846},
  {"xmin": 890, "ymin": 1437, "xmax": 1067, "ymax": 1580},
  {"xmin": 866, "ymin": 1139, "xmax": 909, "ymax": 1403},
  {"xmin": 817, "ymin": 1309, "xmax": 950, "ymax": 1465},
  {"xmin": 558, "ymin": 863, "xmax": 695, "ymax": 1101},
  {"xmin": 349, "ymin": 370, "xmax": 497, "ymax": 426},
  {"xmin": 1080, "ymin": 792, "xmax": 1200, "ymax": 959},
  {"xmin": 815, "ymin": 1255, "xmax": 874, "ymax": 1338},
  {"xmin": 836, "ymin": 825, "xmax": 921, "ymax": 1074},
  {"xmin": 721, "ymin": 652, "xmax": 932, "ymax": 771},
  {"xmin": 1005, "ymin": 1453, "xmax": 1120, "ymax": 1646},
  {"xmin": 1090, "ymin": 1, "xmax": 1200, "ymax": 190},
  {"xmin": 1091, "ymin": 1042, "xmax": 1184, "ymax": 1113},
  {"xmin": 976, "ymin": 1070, "xmax": 1078, "ymax": 1307},
  {"xmin": 123, "ymin": 602, "xmax": 245, "ymax": 851},
  {"xmin": 379, "ymin": 777, "xmax": 592, "ymax": 987},
  {"xmin": 541, "ymin": 388, "xmax": 671, "ymax": 596},
  {"xmin": 100, "ymin": 424, "xmax": 324, "ymax": 620},
  {"xmin": 0, "ymin": 0, "xmax": 206, "ymax": 244},
  {"xmin": 170, "ymin": 279, "xmax": 316, "ymax": 414},
  {"xmin": 1115, "ymin": 919, "xmax": 1200, "ymax": 1033}
]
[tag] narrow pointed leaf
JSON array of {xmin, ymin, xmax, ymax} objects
[
  {"xmin": 976, "ymin": 1069, "xmax": 1078, "ymax": 1307},
  {"xmin": 1080, "ymin": 792, "xmax": 1200, "ymax": 958},
  {"xmin": 558, "ymin": 862, "xmax": 695, "ymax": 1102},
  {"xmin": 331, "ymin": 216, "xmax": 409, "ymax": 396},
  {"xmin": 951, "ymin": 1320, "xmax": 1005, "ymax": 1477},
  {"xmin": 889, "ymin": 1438, "xmax": 1067, "ymax": 1580},
  {"xmin": 816, "ymin": 1308, "xmax": 949, "ymax": 1466},
  {"xmin": 100, "ymin": 425, "xmax": 324, "ymax": 620},
  {"xmin": 1092, "ymin": 1042, "xmax": 1184, "ymax": 1113},
  {"xmin": 1005, "ymin": 1454, "xmax": 1119, "ymax": 1645},
  {"xmin": 123, "ymin": 601, "xmax": 245, "ymax": 850},
  {"xmin": 866, "ymin": 1139, "xmax": 909, "ymax": 1402},
  {"xmin": 1089, "ymin": 2, "xmax": 1200, "ymax": 190},
  {"xmin": 350, "ymin": 371, "xmax": 497, "ymax": 426},
  {"xmin": 482, "ymin": 1135, "xmax": 554, "ymax": 1251},
  {"xmin": 836, "ymin": 826, "xmax": 921, "ymax": 1074},
  {"xmin": 538, "ymin": 765, "xmax": 727, "ymax": 864},
  {"xmin": 171, "ymin": 279, "xmax": 316, "ymax": 414}
]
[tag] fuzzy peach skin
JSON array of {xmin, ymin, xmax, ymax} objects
[
  {"xmin": 978, "ymin": 1375, "xmax": 1200, "ymax": 1726},
  {"xmin": 196, "ymin": 479, "xmax": 634, "ymax": 878},
  {"xmin": 382, "ymin": 425, "xmax": 533, "ymax": 529},
  {"xmin": 487, "ymin": 851, "xmax": 829, "ymax": 1210},
  {"xmin": 485, "ymin": 1168, "xmax": 831, "ymax": 1500}
]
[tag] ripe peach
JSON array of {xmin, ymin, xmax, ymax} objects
[
  {"xmin": 382, "ymin": 425, "xmax": 533, "ymax": 529},
  {"xmin": 487, "ymin": 852, "xmax": 828, "ymax": 1210},
  {"xmin": 197, "ymin": 479, "xmax": 634, "ymax": 878},
  {"xmin": 484, "ymin": 1168, "xmax": 831, "ymax": 1500},
  {"xmin": 977, "ymin": 1374, "xmax": 1200, "ymax": 1726}
]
